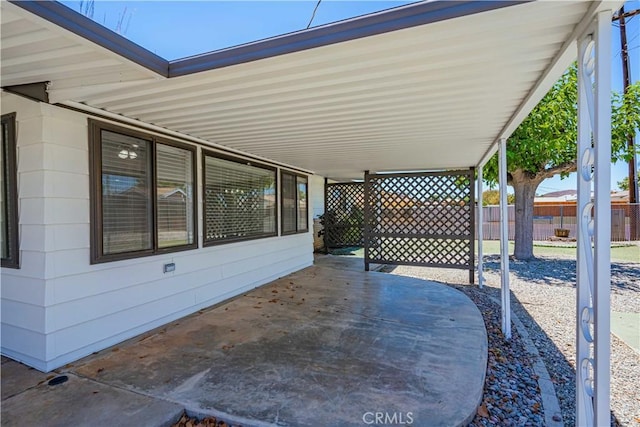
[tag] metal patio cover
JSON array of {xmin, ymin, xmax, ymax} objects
[{"xmin": 1, "ymin": 0, "xmax": 618, "ymax": 180}]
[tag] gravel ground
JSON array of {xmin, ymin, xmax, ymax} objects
[{"xmin": 384, "ymin": 255, "xmax": 640, "ymax": 427}]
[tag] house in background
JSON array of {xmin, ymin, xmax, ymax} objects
[{"xmin": 0, "ymin": 2, "xmax": 616, "ymax": 407}]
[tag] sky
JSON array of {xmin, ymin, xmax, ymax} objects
[
  {"xmin": 60, "ymin": 0, "xmax": 640, "ymax": 194},
  {"xmin": 59, "ymin": 1, "xmax": 417, "ymax": 58}
]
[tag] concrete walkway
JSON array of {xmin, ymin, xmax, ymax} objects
[
  {"xmin": 1, "ymin": 255, "xmax": 487, "ymax": 427},
  {"xmin": 611, "ymin": 311, "xmax": 640, "ymax": 354}
]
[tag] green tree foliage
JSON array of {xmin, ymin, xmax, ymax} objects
[
  {"xmin": 481, "ymin": 190, "xmax": 515, "ymax": 206},
  {"xmin": 617, "ymin": 172, "xmax": 640, "ymax": 192},
  {"xmin": 483, "ymin": 65, "xmax": 640, "ymax": 259}
]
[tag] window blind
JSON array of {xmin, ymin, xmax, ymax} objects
[
  {"xmin": 101, "ymin": 130, "xmax": 153, "ymax": 255},
  {"xmin": 204, "ymin": 155, "xmax": 276, "ymax": 243},
  {"xmin": 281, "ymin": 172, "xmax": 296, "ymax": 234},
  {"xmin": 282, "ymin": 172, "xmax": 308, "ymax": 234},
  {"xmin": 156, "ymin": 143, "xmax": 194, "ymax": 248},
  {"xmin": 297, "ymin": 176, "xmax": 308, "ymax": 231}
]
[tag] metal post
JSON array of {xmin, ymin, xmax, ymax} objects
[
  {"xmin": 593, "ymin": 12, "xmax": 612, "ymax": 426},
  {"xmin": 363, "ymin": 170, "xmax": 371, "ymax": 272},
  {"xmin": 324, "ymin": 177, "xmax": 329, "ymax": 253},
  {"xmin": 477, "ymin": 166, "xmax": 484, "ymax": 288},
  {"xmin": 576, "ymin": 11, "xmax": 612, "ymax": 426},
  {"xmin": 498, "ymin": 137, "xmax": 511, "ymax": 339},
  {"xmin": 469, "ymin": 167, "xmax": 476, "ymax": 284},
  {"xmin": 576, "ymin": 34, "xmax": 593, "ymax": 425}
]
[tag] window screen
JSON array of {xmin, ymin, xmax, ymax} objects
[
  {"xmin": 1, "ymin": 113, "xmax": 18, "ymax": 268},
  {"xmin": 204, "ymin": 154, "xmax": 276, "ymax": 244},
  {"xmin": 101, "ymin": 130, "xmax": 153, "ymax": 255},
  {"xmin": 281, "ymin": 171, "xmax": 308, "ymax": 234},
  {"xmin": 156, "ymin": 143, "xmax": 194, "ymax": 248}
]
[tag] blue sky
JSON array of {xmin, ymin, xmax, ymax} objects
[
  {"xmin": 60, "ymin": 0, "xmax": 639, "ymax": 193},
  {"xmin": 60, "ymin": 1, "xmax": 416, "ymax": 58}
]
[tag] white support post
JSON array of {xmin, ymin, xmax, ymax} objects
[
  {"xmin": 477, "ymin": 166, "xmax": 484, "ymax": 288},
  {"xmin": 498, "ymin": 137, "xmax": 511, "ymax": 339},
  {"xmin": 576, "ymin": 34, "xmax": 593, "ymax": 425},
  {"xmin": 593, "ymin": 12, "xmax": 612, "ymax": 426},
  {"xmin": 576, "ymin": 10, "xmax": 612, "ymax": 427}
]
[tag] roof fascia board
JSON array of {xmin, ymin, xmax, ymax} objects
[
  {"xmin": 11, "ymin": 0, "xmax": 530, "ymax": 80},
  {"xmin": 168, "ymin": 0, "xmax": 530, "ymax": 77},
  {"xmin": 8, "ymin": 0, "xmax": 169, "ymax": 77}
]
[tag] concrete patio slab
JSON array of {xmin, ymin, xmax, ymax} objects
[
  {"xmin": 2, "ymin": 256, "xmax": 487, "ymax": 427},
  {"xmin": 1, "ymin": 356, "xmax": 51, "ymax": 400},
  {"xmin": 1, "ymin": 369, "xmax": 183, "ymax": 427}
]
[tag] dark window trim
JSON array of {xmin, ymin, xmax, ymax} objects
[
  {"xmin": 202, "ymin": 149, "xmax": 278, "ymax": 247},
  {"xmin": 1, "ymin": 113, "xmax": 19, "ymax": 269},
  {"xmin": 89, "ymin": 119, "xmax": 198, "ymax": 264},
  {"xmin": 280, "ymin": 170, "xmax": 309, "ymax": 236}
]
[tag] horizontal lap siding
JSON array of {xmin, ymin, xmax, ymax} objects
[
  {"xmin": 1, "ymin": 94, "xmax": 314, "ymax": 371},
  {"xmin": 1, "ymin": 93, "xmax": 48, "ymax": 367},
  {"xmin": 46, "ymin": 247, "xmax": 311, "ymax": 370}
]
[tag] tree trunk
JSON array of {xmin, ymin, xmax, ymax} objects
[{"xmin": 511, "ymin": 174, "xmax": 541, "ymax": 260}]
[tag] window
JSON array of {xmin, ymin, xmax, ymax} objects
[
  {"xmin": 90, "ymin": 121, "xmax": 197, "ymax": 263},
  {"xmin": 203, "ymin": 152, "xmax": 277, "ymax": 245},
  {"xmin": 281, "ymin": 171, "xmax": 308, "ymax": 234},
  {"xmin": 1, "ymin": 113, "xmax": 19, "ymax": 268}
]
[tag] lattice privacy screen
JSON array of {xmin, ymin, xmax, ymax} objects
[
  {"xmin": 324, "ymin": 182, "xmax": 364, "ymax": 248},
  {"xmin": 364, "ymin": 170, "xmax": 474, "ymax": 276},
  {"xmin": 323, "ymin": 170, "xmax": 474, "ymax": 281}
]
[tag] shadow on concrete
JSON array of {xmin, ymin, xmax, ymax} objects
[
  {"xmin": 380, "ymin": 257, "xmax": 631, "ymax": 426},
  {"xmin": 383, "ymin": 255, "xmax": 640, "ymax": 426}
]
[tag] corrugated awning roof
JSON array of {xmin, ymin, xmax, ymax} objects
[{"xmin": 0, "ymin": 0, "xmax": 619, "ymax": 180}]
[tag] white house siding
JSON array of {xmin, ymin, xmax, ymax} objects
[
  {"xmin": 1, "ymin": 93, "xmax": 50, "ymax": 368},
  {"xmin": 0, "ymin": 92, "xmax": 314, "ymax": 372},
  {"xmin": 309, "ymin": 175, "xmax": 325, "ymax": 219}
]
